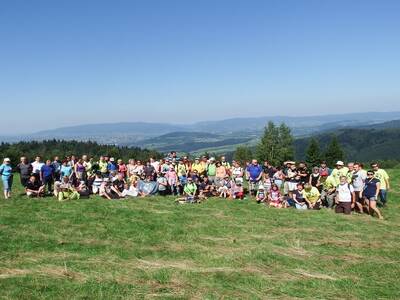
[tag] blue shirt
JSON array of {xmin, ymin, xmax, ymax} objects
[
  {"xmin": 363, "ymin": 178, "xmax": 380, "ymax": 198},
  {"xmin": 60, "ymin": 165, "xmax": 72, "ymax": 177},
  {"xmin": 41, "ymin": 165, "xmax": 54, "ymax": 178},
  {"xmin": 107, "ymin": 162, "xmax": 117, "ymax": 171},
  {"xmin": 246, "ymin": 164, "xmax": 263, "ymax": 181},
  {"xmin": 0, "ymin": 164, "xmax": 12, "ymax": 177}
]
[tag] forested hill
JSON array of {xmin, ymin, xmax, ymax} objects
[
  {"xmin": 0, "ymin": 140, "xmax": 161, "ymax": 163},
  {"xmin": 295, "ymin": 127, "xmax": 400, "ymax": 162}
]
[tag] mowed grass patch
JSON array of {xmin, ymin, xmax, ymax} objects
[{"xmin": 0, "ymin": 171, "xmax": 399, "ymax": 299}]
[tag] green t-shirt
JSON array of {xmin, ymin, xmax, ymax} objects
[
  {"xmin": 207, "ymin": 164, "xmax": 216, "ymax": 176},
  {"xmin": 184, "ymin": 183, "xmax": 197, "ymax": 195}
]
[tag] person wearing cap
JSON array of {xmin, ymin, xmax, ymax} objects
[
  {"xmin": 0, "ymin": 158, "xmax": 13, "ymax": 199},
  {"xmin": 206, "ymin": 158, "xmax": 217, "ymax": 184},
  {"xmin": 331, "ymin": 161, "xmax": 349, "ymax": 186},
  {"xmin": 107, "ymin": 157, "xmax": 118, "ymax": 173},
  {"xmin": 256, "ymin": 185, "xmax": 267, "ymax": 203}
]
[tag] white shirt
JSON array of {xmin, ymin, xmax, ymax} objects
[
  {"xmin": 337, "ymin": 183, "xmax": 354, "ymax": 203},
  {"xmin": 31, "ymin": 161, "xmax": 44, "ymax": 174}
]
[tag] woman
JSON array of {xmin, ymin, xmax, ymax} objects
[
  {"xmin": 363, "ymin": 171, "xmax": 384, "ymax": 219},
  {"xmin": 0, "ymin": 158, "xmax": 13, "ymax": 199},
  {"xmin": 272, "ymin": 167, "xmax": 285, "ymax": 189},
  {"xmin": 309, "ymin": 167, "xmax": 322, "ymax": 191},
  {"xmin": 231, "ymin": 161, "xmax": 244, "ymax": 184}
]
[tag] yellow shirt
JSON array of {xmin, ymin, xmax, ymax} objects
[
  {"xmin": 323, "ymin": 175, "xmax": 336, "ymax": 191},
  {"xmin": 191, "ymin": 163, "xmax": 205, "ymax": 174},
  {"xmin": 303, "ymin": 187, "xmax": 321, "ymax": 203},
  {"xmin": 331, "ymin": 167, "xmax": 349, "ymax": 186},
  {"xmin": 374, "ymin": 169, "xmax": 389, "ymax": 190}
]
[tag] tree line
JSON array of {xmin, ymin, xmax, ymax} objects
[
  {"xmin": 0, "ymin": 140, "xmax": 161, "ymax": 163},
  {"xmin": 234, "ymin": 121, "xmax": 345, "ymax": 167}
]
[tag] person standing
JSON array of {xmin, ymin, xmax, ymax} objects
[
  {"xmin": 16, "ymin": 156, "xmax": 32, "ymax": 187},
  {"xmin": 0, "ymin": 158, "xmax": 13, "ymax": 199},
  {"xmin": 363, "ymin": 170, "xmax": 383, "ymax": 219},
  {"xmin": 352, "ymin": 163, "xmax": 367, "ymax": 213},
  {"xmin": 40, "ymin": 160, "xmax": 55, "ymax": 194},
  {"xmin": 246, "ymin": 159, "xmax": 263, "ymax": 196},
  {"xmin": 371, "ymin": 163, "xmax": 390, "ymax": 207},
  {"xmin": 31, "ymin": 156, "xmax": 44, "ymax": 178}
]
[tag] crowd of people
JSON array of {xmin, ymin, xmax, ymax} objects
[{"xmin": 0, "ymin": 152, "xmax": 390, "ymax": 219}]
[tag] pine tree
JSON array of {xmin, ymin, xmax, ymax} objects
[
  {"xmin": 256, "ymin": 121, "xmax": 294, "ymax": 166},
  {"xmin": 305, "ymin": 138, "xmax": 321, "ymax": 167},
  {"xmin": 324, "ymin": 136, "xmax": 345, "ymax": 167},
  {"xmin": 233, "ymin": 145, "xmax": 253, "ymax": 165},
  {"xmin": 277, "ymin": 123, "xmax": 294, "ymax": 163}
]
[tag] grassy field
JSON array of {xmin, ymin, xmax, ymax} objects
[{"xmin": 0, "ymin": 171, "xmax": 399, "ymax": 299}]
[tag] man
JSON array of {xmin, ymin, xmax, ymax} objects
[
  {"xmin": 16, "ymin": 156, "xmax": 32, "ymax": 187},
  {"xmin": 31, "ymin": 156, "xmax": 44, "ymax": 177},
  {"xmin": 111, "ymin": 173, "xmax": 126, "ymax": 198},
  {"xmin": 220, "ymin": 156, "xmax": 231, "ymax": 170},
  {"xmin": 371, "ymin": 162, "xmax": 390, "ymax": 206},
  {"xmin": 52, "ymin": 156, "xmax": 62, "ymax": 181},
  {"xmin": 321, "ymin": 175, "xmax": 336, "ymax": 208},
  {"xmin": 352, "ymin": 163, "xmax": 367, "ymax": 213},
  {"xmin": 246, "ymin": 159, "xmax": 263, "ymax": 196},
  {"xmin": 262, "ymin": 161, "xmax": 275, "ymax": 178},
  {"xmin": 346, "ymin": 162, "xmax": 355, "ymax": 183},
  {"xmin": 98, "ymin": 156, "xmax": 108, "ymax": 176},
  {"xmin": 183, "ymin": 177, "xmax": 197, "ymax": 203},
  {"xmin": 40, "ymin": 160, "xmax": 55, "ymax": 194},
  {"xmin": 206, "ymin": 158, "xmax": 217, "ymax": 184},
  {"xmin": 303, "ymin": 183, "xmax": 321, "ymax": 210},
  {"xmin": 25, "ymin": 175, "xmax": 45, "ymax": 197},
  {"xmin": 191, "ymin": 158, "xmax": 205, "ymax": 175},
  {"xmin": 319, "ymin": 161, "xmax": 330, "ymax": 185},
  {"xmin": 335, "ymin": 176, "xmax": 355, "ymax": 215},
  {"xmin": 331, "ymin": 161, "xmax": 349, "ymax": 186}
]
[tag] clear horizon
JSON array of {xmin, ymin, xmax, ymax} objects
[{"xmin": 1, "ymin": 0, "xmax": 400, "ymax": 134}]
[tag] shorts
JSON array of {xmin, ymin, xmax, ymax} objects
[
  {"xmin": 335, "ymin": 202, "xmax": 352, "ymax": 215},
  {"xmin": 365, "ymin": 196, "xmax": 376, "ymax": 202}
]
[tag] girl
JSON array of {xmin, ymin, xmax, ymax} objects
[
  {"xmin": 272, "ymin": 167, "xmax": 285, "ymax": 189},
  {"xmin": 256, "ymin": 186, "xmax": 267, "ymax": 203},
  {"xmin": 309, "ymin": 167, "xmax": 322, "ymax": 191},
  {"xmin": 269, "ymin": 184, "xmax": 284, "ymax": 208},
  {"xmin": 0, "ymin": 158, "xmax": 13, "ymax": 199},
  {"xmin": 262, "ymin": 173, "xmax": 273, "ymax": 193},
  {"xmin": 166, "ymin": 166, "xmax": 178, "ymax": 196}
]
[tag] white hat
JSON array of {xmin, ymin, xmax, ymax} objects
[
  {"xmin": 3, "ymin": 158, "xmax": 11, "ymax": 163},
  {"xmin": 258, "ymin": 185, "xmax": 265, "ymax": 190},
  {"xmin": 336, "ymin": 161, "xmax": 344, "ymax": 166}
]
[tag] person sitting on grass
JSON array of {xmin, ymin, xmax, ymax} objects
[
  {"xmin": 122, "ymin": 180, "xmax": 139, "ymax": 197},
  {"xmin": 292, "ymin": 183, "xmax": 310, "ymax": 210},
  {"xmin": 25, "ymin": 175, "xmax": 45, "ymax": 198},
  {"xmin": 218, "ymin": 175, "xmax": 231, "ymax": 198},
  {"xmin": 198, "ymin": 176, "xmax": 213, "ymax": 199},
  {"xmin": 363, "ymin": 170, "xmax": 384, "ymax": 219},
  {"xmin": 56, "ymin": 176, "xmax": 80, "ymax": 201},
  {"xmin": 110, "ymin": 174, "xmax": 126, "ymax": 199},
  {"xmin": 176, "ymin": 177, "xmax": 198, "ymax": 203},
  {"xmin": 256, "ymin": 186, "xmax": 267, "ymax": 204},
  {"xmin": 231, "ymin": 179, "xmax": 244, "ymax": 200},
  {"xmin": 335, "ymin": 176, "xmax": 355, "ymax": 215},
  {"xmin": 137, "ymin": 176, "xmax": 158, "ymax": 197},
  {"xmin": 99, "ymin": 179, "xmax": 113, "ymax": 200},
  {"xmin": 268, "ymin": 184, "xmax": 285, "ymax": 208},
  {"xmin": 320, "ymin": 175, "xmax": 337, "ymax": 208},
  {"xmin": 303, "ymin": 183, "xmax": 322, "ymax": 210}
]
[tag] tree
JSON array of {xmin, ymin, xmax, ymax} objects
[
  {"xmin": 256, "ymin": 121, "xmax": 294, "ymax": 166},
  {"xmin": 233, "ymin": 145, "xmax": 253, "ymax": 165},
  {"xmin": 305, "ymin": 138, "xmax": 321, "ymax": 167},
  {"xmin": 324, "ymin": 136, "xmax": 345, "ymax": 167}
]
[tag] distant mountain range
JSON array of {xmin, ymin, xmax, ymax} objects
[{"xmin": 1, "ymin": 112, "xmax": 400, "ymax": 155}]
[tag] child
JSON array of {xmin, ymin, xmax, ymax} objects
[
  {"xmin": 218, "ymin": 175, "xmax": 231, "ymax": 198},
  {"xmin": 165, "ymin": 166, "xmax": 178, "ymax": 196},
  {"xmin": 269, "ymin": 184, "xmax": 284, "ymax": 208},
  {"xmin": 256, "ymin": 186, "xmax": 267, "ymax": 203},
  {"xmin": 231, "ymin": 180, "xmax": 244, "ymax": 200},
  {"xmin": 157, "ymin": 172, "xmax": 169, "ymax": 196}
]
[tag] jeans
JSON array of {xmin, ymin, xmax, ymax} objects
[{"xmin": 379, "ymin": 189, "xmax": 387, "ymax": 204}]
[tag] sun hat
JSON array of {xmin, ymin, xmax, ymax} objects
[
  {"xmin": 3, "ymin": 158, "xmax": 11, "ymax": 163},
  {"xmin": 258, "ymin": 185, "xmax": 265, "ymax": 190},
  {"xmin": 336, "ymin": 161, "xmax": 344, "ymax": 166}
]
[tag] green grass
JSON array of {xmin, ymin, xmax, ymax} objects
[{"xmin": 1, "ymin": 171, "xmax": 400, "ymax": 299}]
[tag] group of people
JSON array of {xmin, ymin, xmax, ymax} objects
[{"xmin": 0, "ymin": 152, "xmax": 390, "ymax": 219}]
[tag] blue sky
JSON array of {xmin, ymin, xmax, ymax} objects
[{"xmin": 1, "ymin": 0, "xmax": 400, "ymax": 134}]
